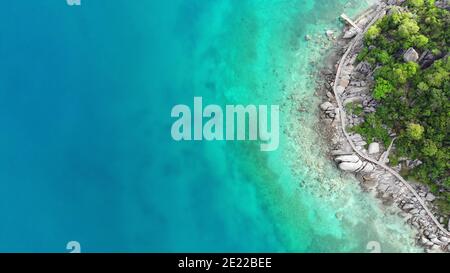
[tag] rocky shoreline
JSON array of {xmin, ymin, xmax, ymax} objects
[{"xmin": 315, "ymin": 1, "xmax": 450, "ymax": 253}]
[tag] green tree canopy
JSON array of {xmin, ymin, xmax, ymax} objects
[
  {"xmin": 407, "ymin": 123, "xmax": 425, "ymax": 140},
  {"xmin": 366, "ymin": 25, "xmax": 381, "ymax": 40},
  {"xmin": 373, "ymin": 78, "xmax": 395, "ymax": 100}
]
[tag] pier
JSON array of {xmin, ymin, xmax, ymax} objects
[{"xmin": 340, "ymin": 13, "xmax": 362, "ymax": 33}]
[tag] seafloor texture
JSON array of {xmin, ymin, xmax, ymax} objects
[{"xmin": 0, "ymin": 0, "xmax": 421, "ymax": 252}]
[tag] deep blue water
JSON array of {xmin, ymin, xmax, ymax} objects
[{"xmin": 0, "ymin": 0, "xmax": 420, "ymax": 252}]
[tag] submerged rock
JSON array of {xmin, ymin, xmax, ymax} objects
[{"xmin": 326, "ymin": 30, "xmax": 335, "ymax": 40}]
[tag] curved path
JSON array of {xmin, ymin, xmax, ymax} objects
[
  {"xmin": 379, "ymin": 137, "xmax": 396, "ymax": 163},
  {"xmin": 332, "ymin": 6, "xmax": 450, "ymax": 237}
]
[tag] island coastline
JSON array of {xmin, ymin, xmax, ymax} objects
[{"xmin": 316, "ymin": 0, "xmax": 450, "ymax": 253}]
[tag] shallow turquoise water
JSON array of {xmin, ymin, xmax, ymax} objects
[{"xmin": 0, "ymin": 0, "xmax": 421, "ymax": 252}]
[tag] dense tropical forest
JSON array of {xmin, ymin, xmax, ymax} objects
[{"xmin": 354, "ymin": 0, "xmax": 449, "ymax": 214}]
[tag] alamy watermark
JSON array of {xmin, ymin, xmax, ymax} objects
[
  {"xmin": 366, "ymin": 241, "xmax": 382, "ymax": 253},
  {"xmin": 66, "ymin": 0, "xmax": 81, "ymax": 6},
  {"xmin": 66, "ymin": 241, "xmax": 81, "ymax": 253},
  {"xmin": 171, "ymin": 97, "xmax": 280, "ymax": 152}
]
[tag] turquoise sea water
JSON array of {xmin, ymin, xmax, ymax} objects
[{"xmin": 0, "ymin": 1, "xmax": 421, "ymax": 252}]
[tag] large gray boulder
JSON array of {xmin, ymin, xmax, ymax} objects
[
  {"xmin": 335, "ymin": 154, "xmax": 364, "ymax": 172},
  {"xmin": 360, "ymin": 162, "xmax": 375, "ymax": 173},
  {"xmin": 403, "ymin": 48, "xmax": 419, "ymax": 62},
  {"xmin": 435, "ymin": 0, "xmax": 450, "ymax": 9},
  {"xmin": 368, "ymin": 142, "xmax": 380, "ymax": 154},
  {"xmin": 388, "ymin": 0, "xmax": 407, "ymax": 5},
  {"xmin": 335, "ymin": 154, "xmax": 360, "ymax": 163},
  {"xmin": 426, "ymin": 193, "xmax": 436, "ymax": 202},
  {"xmin": 320, "ymin": 102, "xmax": 334, "ymax": 111},
  {"xmin": 339, "ymin": 161, "xmax": 363, "ymax": 172},
  {"xmin": 343, "ymin": 27, "xmax": 358, "ymax": 39},
  {"xmin": 355, "ymin": 61, "xmax": 371, "ymax": 75}
]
